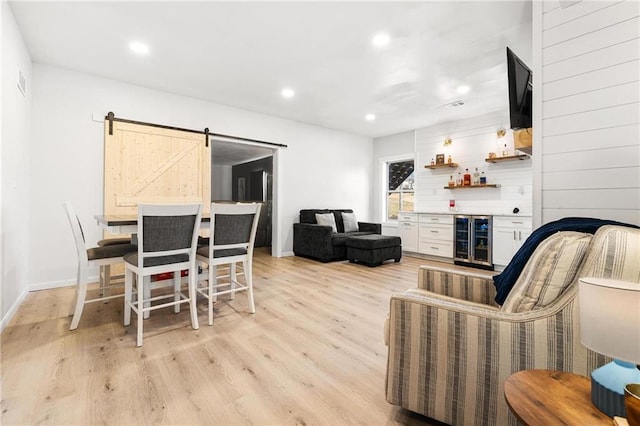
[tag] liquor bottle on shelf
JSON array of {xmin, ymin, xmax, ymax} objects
[
  {"xmin": 456, "ymin": 172, "xmax": 463, "ymax": 186},
  {"xmin": 463, "ymin": 168, "xmax": 471, "ymax": 186},
  {"xmin": 448, "ymin": 175, "xmax": 455, "ymax": 188},
  {"xmin": 473, "ymin": 167, "xmax": 480, "ymax": 185},
  {"xmin": 447, "ymin": 154, "xmax": 453, "ymax": 164},
  {"xmin": 502, "ymin": 144, "xmax": 509, "ymax": 157},
  {"xmin": 430, "ymin": 158, "xmax": 435, "ymax": 166},
  {"xmin": 480, "ymin": 171, "xmax": 487, "ymax": 185}
]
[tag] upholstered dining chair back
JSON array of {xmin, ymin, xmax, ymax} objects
[{"xmin": 139, "ymin": 211, "xmax": 199, "ymax": 260}]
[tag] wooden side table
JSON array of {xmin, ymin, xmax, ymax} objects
[{"xmin": 504, "ymin": 369, "xmax": 612, "ymax": 425}]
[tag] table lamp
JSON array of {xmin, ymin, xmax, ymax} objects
[{"xmin": 579, "ymin": 277, "xmax": 640, "ymax": 418}]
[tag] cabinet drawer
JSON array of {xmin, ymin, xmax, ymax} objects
[
  {"xmin": 419, "ymin": 240, "xmax": 453, "ymax": 257},
  {"xmin": 398, "ymin": 213, "xmax": 417, "ymax": 223},
  {"xmin": 493, "ymin": 216, "xmax": 532, "ymax": 229},
  {"xmin": 419, "ymin": 214, "xmax": 453, "ymax": 225},
  {"xmin": 419, "ymin": 224, "xmax": 452, "ymax": 242}
]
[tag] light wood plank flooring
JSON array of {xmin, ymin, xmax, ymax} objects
[{"xmin": 1, "ymin": 251, "xmax": 482, "ymax": 425}]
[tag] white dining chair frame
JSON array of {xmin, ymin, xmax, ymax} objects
[
  {"xmin": 124, "ymin": 203, "xmax": 202, "ymax": 347},
  {"xmin": 64, "ymin": 202, "xmax": 132, "ymax": 331},
  {"xmin": 196, "ymin": 202, "xmax": 261, "ymax": 325}
]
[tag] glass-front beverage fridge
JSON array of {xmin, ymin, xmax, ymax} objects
[{"xmin": 454, "ymin": 215, "xmax": 493, "ymax": 269}]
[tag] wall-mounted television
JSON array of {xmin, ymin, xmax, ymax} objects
[{"xmin": 506, "ymin": 47, "xmax": 532, "ymax": 129}]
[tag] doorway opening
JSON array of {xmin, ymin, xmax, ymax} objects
[{"xmin": 210, "ymin": 137, "xmax": 277, "ymax": 255}]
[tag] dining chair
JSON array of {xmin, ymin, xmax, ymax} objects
[
  {"xmin": 123, "ymin": 203, "xmax": 202, "ymax": 346},
  {"xmin": 196, "ymin": 202, "xmax": 261, "ymax": 325},
  {"xmin": 63, "ymin": 202, "xmax": 137, "ymax": 330}
]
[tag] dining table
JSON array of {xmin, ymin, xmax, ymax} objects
[{"xmin": 94, "ymin": 214, "xmax": 211, "ymax": 235}]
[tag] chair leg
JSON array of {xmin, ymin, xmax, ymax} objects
[
  {"xmin": 137, "ymin": 274, "xmax": 144, "ymax": 347},
  {"xmin": 230, "ymin": 263, "xmax": 237, "ymax": 300},
  {"xmin": 208, "ymin": 264, "xmax": 216, "ymax": 326},
  {"xmin": 143, "ymin": 276, "xmax": 151, "ymax": 319},
  {"xmin": 103, "ymin": 265, "xmax": 111, "ymax": 300},
  {"xmin": 69, "ymin": 265, "xmax": 80, "ymax": 317},
  {"xmin": 124, "ymin": 267, "xmax": 133, "ymax": 326},
  {"xmin": 173, "ymin": 271, "xmax": 181, "ymax": 314},
  {"xmin": 189, "ymin": 265, "xmax": 199, "ymax": 330},
  {"xmin": 70, "ymin": 264, "xmax": 88, "ymax": 330},
  {"xmin": 245, "ymin": 259, "xmax": 255, "ymax": 314}
]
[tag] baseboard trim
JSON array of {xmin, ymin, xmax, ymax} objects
[
  {"xmin": 1, "ymin": 289, "xmax": 28, "ymax": 332},
  {"xmin": 29, "ymin": 278, "xmax": 76, "ymax": 292},
  {"xmin": 280, "ymin": 251, "xmax": 295, "ymax": 257}
]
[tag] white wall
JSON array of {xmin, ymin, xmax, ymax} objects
[
  {"xmin": 536, "ymin": 0, "xmax": 640, "ymax": 225},
  {"xmin": 415, "ymin": 111, "xmax": 533, "ymax": 215},
  {"xmin": 28, "ymin": 64, "xmax": 372, "ymax": 288},
  {"xmin": 1, "ymin": 2, "xmax": 32, "ymax": 326}
]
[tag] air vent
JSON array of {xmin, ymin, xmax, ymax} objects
[
  {"xmin": 17, "ymin": 67, "xmax": 26, "ymax": 96},
  {"xmin": 444, "ymin": 100, "xmax": 465, "ymax": 108}
]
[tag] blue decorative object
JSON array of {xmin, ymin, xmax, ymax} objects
[{"xmin": 591, "ymin": 359, "xmax": 640, "ymax": 417}]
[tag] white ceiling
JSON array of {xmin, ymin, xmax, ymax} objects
[{"xmin": 9, "ymin": 1, "xmax": 532, "ymax": 139}]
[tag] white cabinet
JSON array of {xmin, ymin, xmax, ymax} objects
[
  {"xmin": 418, "ymin": 214, "xmax": 454, "ymax": 259},
  {"xmin": 492, "ymin": 216, "xmax": 532, "ymax": 267},
  {"xmin": 398, "ymin": 213, "xmax": 418, "ymax": 252}
]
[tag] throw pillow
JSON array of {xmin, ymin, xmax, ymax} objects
[
  {"xmin": 315, "ymin": 213, "xmax": 337, "ymax": 233},
  {"xmin": 342, "ymin": 212, "xmax": 359, "ymax": 233},
  {"xmin": 501, "ymin": 231, "xmax": 592, "ymax": 313}
]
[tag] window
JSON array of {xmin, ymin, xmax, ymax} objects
[{"xmin": 386, "ymin": 160, "xmax": 414, "ymax": 220}]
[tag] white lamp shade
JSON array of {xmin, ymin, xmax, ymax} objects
[{"xmin": 579, "ymin": 277, "xmax": 640, "ymax": 364}]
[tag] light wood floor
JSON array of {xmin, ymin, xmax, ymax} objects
[{"xmin": 0, "ymin": 251, "xmax": 472, "ymax": 425}]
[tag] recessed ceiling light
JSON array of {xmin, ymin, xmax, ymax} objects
[
  {"xmin": 456, "ymin": 85, "xmax": 470, "ymax": 94},
  {"xmin": 129, "ymin": 41, "xmax": 149, "ymax": 55},
  {"xmin": 281, "ymin": 88, "xmax": 295, "ymax": 99},
  {"xmin": 365, "ymin": 114, "xmax": 376, "ymax": 121},
  {"xmin": 372, "ymin": 33, "xmax": 390, "ymax": 48}
]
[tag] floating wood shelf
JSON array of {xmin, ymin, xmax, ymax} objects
[
  {"xmin": 485, "ymin": 154, "xmax": 529, "ymax": 163},
  {"xmin": 443, "ymin": 184, "xmax": 500, "ymax": 189},
  {"xmin": 425, "ymin": 163, "xmax": 459, "ymax": 169}
]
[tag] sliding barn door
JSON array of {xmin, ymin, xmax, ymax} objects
[{"xmin": 104, "ymin": 121, "xmax": 211, "ymax": 217}]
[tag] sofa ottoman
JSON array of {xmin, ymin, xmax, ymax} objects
[{"xmin": 346, "ymin": 234, "xmax": 402, "ymax": 267}]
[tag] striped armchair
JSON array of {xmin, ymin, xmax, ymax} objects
[{"xmin": 385, "ymin": 225, "xmax": 640, "ymax": 425}]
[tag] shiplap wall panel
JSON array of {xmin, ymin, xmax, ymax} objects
[
  {"xmin": 544, "ymin": 38, "xmax": 640, "ymax": 82},
  {"xmin": 543, "ymin": 167, "xmax": 639, "ymax": 190},
  {"xmin": 544, "ymin": 60, "xmax": 639, "ymax": 100},
  {"xmin": 543, "ymin": 103, "xmax": 639, "ymax": 136},
  {"xmin": 543, "ymin": 208, "xmax": 640, "ymax": 224},
  {"xmin": 539, "ymin": 0, "xmax": 640, "ymax": 226},
  {"xmin": 543, "ymin": 146, "xmax": 640, "ymax": 172},
  {"xmin": 543, "ymin": 1, "xmax": 639, "ymax": 46},
  {"xmin": 543, "ymin": 1, "xmax": 612, "ymax": 27},
  {"xmin": 543, "ymin": 81, "xmax": 639, "ymax": 118},
  {"xmin": 544, "ymin": 17, "xmax": 639, "ymax": 63},
  {"xmin": 543, "ymin": 125, "xmax": 639, "ymax": 155},
  {"xmin": 543, "ymin": 188, "xmax": 639, "ymax": 209},
  {"xmin": 415, "ymin": 111, "xmax": 532, "ymax": 215}
]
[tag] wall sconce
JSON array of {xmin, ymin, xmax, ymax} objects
[
  {"xmin": 496, "ymin": 128, "xmax": 506, "ymax": 138},
  {"xmin": 443, "ymin": 137, "xmax": 452, "ymax": 146}
]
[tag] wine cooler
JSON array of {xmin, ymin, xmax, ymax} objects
[{"xmin": 454, "ymin": 215, "xmax": 493, "ymax": 269}]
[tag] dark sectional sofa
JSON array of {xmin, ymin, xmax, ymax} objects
[{"xmin": 293, "ymin": 209, "xmax": 381, "ymax": 262}]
